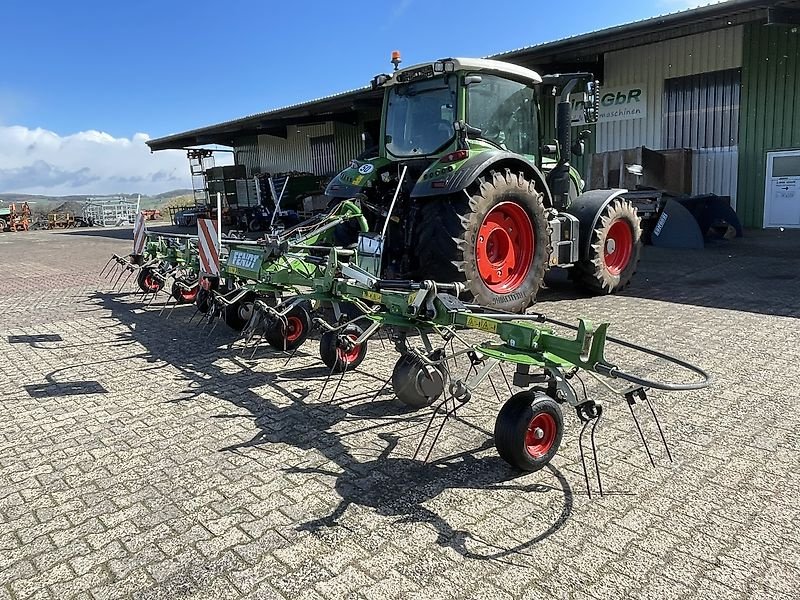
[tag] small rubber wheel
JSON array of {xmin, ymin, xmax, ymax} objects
[
  {"xmin": 171, "ymin": 280, "xmax": 198, "ymax": 304},
  {"xmin": 263, "ymin": 302, "xmax": 312, "ymax": 351},
  {"xmin": 391, "ymin": 354, "xmax": 447, "ymax": 409},
  {"xmin": 320, "ymin": 323, "xmax": 368, "ymax": 373},
  {"xmin": 494, "ymin": 391, "xmax": 563, "ymax": 472},
  {"xmin": 195, "ymin": 287, "xmax": 213, "ymax": 314},
  {"xmin": 223, "ymin": 293, "xmax": 256, "ymax": 332},
  {"xmin": 137, "ymin": 267, "xmax": 162, "ymax": 293}
]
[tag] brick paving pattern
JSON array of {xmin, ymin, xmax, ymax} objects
[{"xmin": 0, "ymin": 226, "xmax": 798, "ymax": 599}]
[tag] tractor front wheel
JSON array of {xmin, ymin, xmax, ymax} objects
[
  {"xmin": 494, "ymin": 391, "xmax": 563, "ymax": 472},
  {"xmin": 574, "ymin": 198, "xmax": 642, "ymax": 294},
  {"xmin": 415, "ymin": 169, "xmax": 550, "ymax": 313},
  {"xmin": 319, "ymin": 323, "xmax": 368, "ymax": 373}
]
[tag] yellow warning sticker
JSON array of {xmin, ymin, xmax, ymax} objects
[
  {"xmin": 363, "ymin": 290, "xmax": 382, "ymax": 303},
  {"xmin": 465, "ymin": 316, "xmax": 498, "ymax": 333}
]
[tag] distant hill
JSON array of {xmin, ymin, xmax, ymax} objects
[{"xmin": 0, "ymin": 189, "xmax": 195, "ymax": 219}]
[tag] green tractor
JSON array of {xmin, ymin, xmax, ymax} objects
[{"xmin": 325, "ymin": 57, "xmax": 642, "ymax": 312}]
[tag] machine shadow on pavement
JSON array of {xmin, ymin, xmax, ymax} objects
[{"xmin": 81, "ymin": 290, "xmax": 575, "ymax": 562}]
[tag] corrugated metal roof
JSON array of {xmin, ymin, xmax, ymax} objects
[{"xmin": 147, "ymin": 0, "xmax": 794, "ymax": 151}]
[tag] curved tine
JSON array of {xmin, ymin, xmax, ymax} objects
[
  {"xmin": 248, "ymin": 330, "xmax": 265, "ymax": 360},
  {"xmin": 423, "ymin": 395, "xmax": 465, "ymax": 463},
  {"xmin": 412, "ymin": 393, "xmax": 453, "ymax": 461},
  {"xmin": 159, "ymin": 294, "xmax": 176, "ymax": 316},
  {"xmin": 117, "ymin": 269, "xmax": 135, "ymax": 292},
  {"xmin": 316, "ymin": 360, "xmax": 340, "ymax": 401},
  {"xmin": 146, "ymin": 289, "xmax": 160, "ymax": 308},
  {"xmin": 329, "ymin": 364, "xmax": 349, "ymax": 403},
  {"xmin": 110, "ymin": 266, "xmax": 127, "ymax": 289},
  {"xmin": 499, "ymin": 363, "xmax": 513, "ymax": 393},
  {"xmin": 626, "ymin": 399, "xmax": 655, "ymax": 468},
  {"xmin": 99, "ymin": 256, "xmax": 116, "ymax": 278},
  {"xmin": 644, "ymin": 395, "xmax": 672, "ymax": 463},
  {"xmin": 578, "ymin": 418, "xmax": 593, "ymax": 500},
  {"xmin": 590, "ymin": 409, "xmax": 604, "ymax": 497}
]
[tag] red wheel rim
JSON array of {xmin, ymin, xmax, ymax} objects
[
  {"xmin": 475, "ymin": 202, "xmax": 534, "ymax": 293},
  {"xmin": 144, "ymin": 273, "xmax": 160, "ymax": 292},
  {"xmin": 181, "ymin": 285, "xmax": 198, "ymax": 302},
  {"xmin": 337, "ymin": 334, "xmax": 361, "ymax": 364},
  {"xmin": 285, "ymin": 316, "xmax": 304, "ymax": 342},
  {"xmin": 524, "ymin": 412, "xmax": 557, "ymax": 459},
  {"xmin": 604, "ymin": 220, "xmax": 633, "ymax": 275}
]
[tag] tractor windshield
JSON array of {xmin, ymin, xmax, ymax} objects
[
  {"xmin": 466, "ymin": 74, "xmax": 539, "ymax": 158},
  {"xmin": 384, "ymin": 77, "xmax": 457, "ymax": 158}
]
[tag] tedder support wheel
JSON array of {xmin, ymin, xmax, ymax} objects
[
  {"xmin": 575, "ymin": 198, "xmax": 642, "ymax": 294},
  {"xmin": 171, "ymin": 281, "xmax": 198, "ymax": 304},
  {"xmin": 320, "ymin": 323, "xmax": 368, "ymax": 373},
  {"xmin": 415, "ymin": 169, "xmax": 551, "ymax": 313},
  {"xmin": 263, "ymin": 301, "xmax": 312, "ymax": 351},
  {"xmin": 137, "ymin": 267, "xmax": 162, "ymax": 294},
  {"xmin": 391, "ymin": 353, "xmax": 447, "ymax": 409},
  {"xmin": 494, "ymin": 391, "xmax": 563, "ymax": 472},
  {"xmin": 196, "ymin": 287, "xmax": 213, "ymax": 314},
  {"xmin": 223, "ymin": 293, "xmax": 256, "ymax": 332}
]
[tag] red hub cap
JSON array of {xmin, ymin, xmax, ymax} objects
[
  {"xmin": 524, "ymin": 412, "xmax": 557, "ymax": 459},
  {"xmin": 337, "ymin": 334, "xmax": 361, "ymax": 364},
  {"xmin": 475, "ymin": 202, "xmax": 534, "ymax": 293},
  {"xmin": 181, "ymin": 286, "xmax": 198, "ymax": 302},
  {"xmin": 604, "ymin": 220, "xmax": 633, "ymax": 275},
  {"xmin": 144, "ymin": 273, "xmax": 160, "ymax": 292},
  {"xmin": 285, "ymin": 316, "xmax": 304, "ymax": 342}
]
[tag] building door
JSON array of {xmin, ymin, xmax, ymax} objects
[
  {"xmin": 764, "ymin": 150, "xmax": 800, "ymax": 228},
  {"xmin": 663, "ymin": 68, "xmax": 741, "ymax": 207},
  {"xmin": 309, "ymin": 135, "xmax": 336, "ymax": 176}
]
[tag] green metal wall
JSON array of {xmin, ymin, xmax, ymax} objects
[{"xmin": 738, "ymin": 23, "xmax": 800, "ymax": 228}]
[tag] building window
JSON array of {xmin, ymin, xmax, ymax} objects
[{"xmin": 662, "ymin": 68, "xmax": 741, "ymax": 149}]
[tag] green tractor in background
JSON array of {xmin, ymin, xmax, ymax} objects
[{"xmin": 325, "ymin": 56, "xmax": 642, "ymax": 313}]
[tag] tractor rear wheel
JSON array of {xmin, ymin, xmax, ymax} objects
[
  {"xmin": 319, "ymin": 323, "xmax": 368, "ymax": 373},
  {"xmin": 263, "ymin": 301, "xmax": 312, "ymax": 351},
  {"xmin": 494, "ymin": 391, "xmax": 563, "ymax": 472},
  {"xmin": 574, "ymin": 198, "xmax": 642, "ymax": 294},
  {"xmin": 415, "ymin": 169, "xmax": 550, "ymax": 313}
]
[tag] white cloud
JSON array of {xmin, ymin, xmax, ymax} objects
[{"xmin": 0, "ymin": 125, "xmax": 192, "ymax": 196}]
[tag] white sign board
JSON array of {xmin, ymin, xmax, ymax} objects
[{"xmin": 571, "ymin": 84, "xmax": 647, "ymax": 126}]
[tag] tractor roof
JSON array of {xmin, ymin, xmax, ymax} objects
[{"xmin": 387, "ymin": 58, "xmax": 542, "ymax": 86}]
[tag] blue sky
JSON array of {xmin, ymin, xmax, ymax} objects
[{"xmin": 0, "ymin": 0, "xmax": 707, "ymax": 195}]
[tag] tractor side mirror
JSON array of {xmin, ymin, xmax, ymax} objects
[{"xmin": 464, "ymin": 75, "xmax": 483, "ymax": 86}]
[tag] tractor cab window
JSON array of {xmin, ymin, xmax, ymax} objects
[
  {"xmin": 466, "ymin": 74, "xmax": 539, "ymax": 158},
  {"xmin": 385, "ymin": 77, "xmax": 457, "ymax": 158}
]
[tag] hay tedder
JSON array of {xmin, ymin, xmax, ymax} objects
[{"xmin": 101, "ymin": 170, "xmax": 709, "ymax": 497}]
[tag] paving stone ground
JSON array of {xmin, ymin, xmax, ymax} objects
[{"xmin": 0, "ymin": 226, "xmax": 798, "ymax": 600}]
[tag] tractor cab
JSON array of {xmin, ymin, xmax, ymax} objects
[{"xmin": 326, "ymin": 55, "xmax": 641, "ymax": 313}]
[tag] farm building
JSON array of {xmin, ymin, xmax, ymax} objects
[{"xmin": 147, "ymin": 0, "xmax": 800, "ymax": 229}]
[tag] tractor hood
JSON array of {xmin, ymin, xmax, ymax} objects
[{"xmin": 325, "ymin": 156, "xmax": 391, "ymax": 198}]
